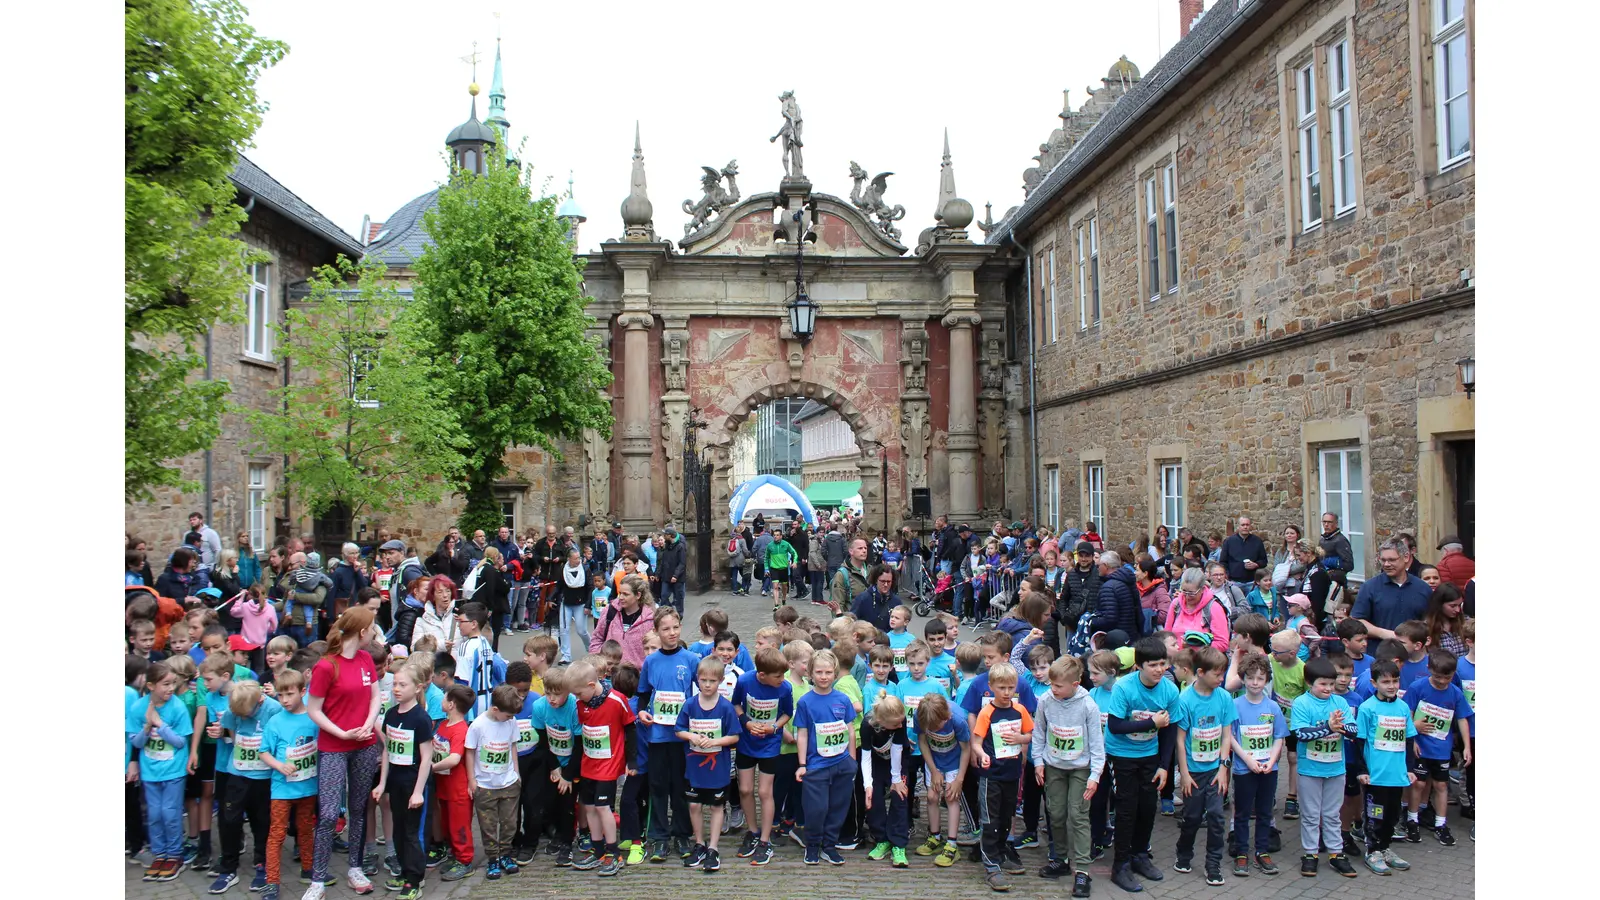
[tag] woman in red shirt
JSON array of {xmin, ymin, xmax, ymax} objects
[{"xmin": 306, "ymin": 607, "xmax": 382, "ymax": 897}]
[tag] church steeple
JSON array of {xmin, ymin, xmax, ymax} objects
[{"xmin": 486, "ymin": 37, "xmax": 512, "ymax": 162}]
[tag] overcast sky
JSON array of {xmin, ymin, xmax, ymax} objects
[{"xmin": 243, "ymin": 0, "xmax": 1207, "ymax": 254}]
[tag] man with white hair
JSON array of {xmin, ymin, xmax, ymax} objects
[
  {"xmin": 1090, "ymin": 550, "xmax": 1143, "ymax": 636},
  {"xmin": 1434, "ymin": 535, "xmax": 1475, "ymax": 589}
]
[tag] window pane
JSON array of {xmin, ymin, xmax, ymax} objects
[
  {"xmin": 1165, "ymin": 209, "xmax": 1178, "ymax": 288},
  {"xmin": 1346, "ymin": 449, "xmax": 1363, "ymax": 496},
  {"xmin": 1332, "ymin": 41, "xmax": 1348, "ymax": 95},
  {"xmin": 1147, "ymin": 220, "xmax": 1159, "ymax": 295},
  {"xmin": 1321, "ymin": 451, "xmax": 1341, "ymax": 490},
  {"xmin": 1446, "ymin": 98, "xmax": 1470, "ymax": 159},
  {"xmin": 1299, "ymin": 64, "xmax": 1316, "ymax": 117},
  {"xmin": 1440, "ymin": 0, "xmax": 1465, "ymax": 28}
]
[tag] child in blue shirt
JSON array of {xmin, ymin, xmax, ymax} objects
[
  {"xmin": 860, "ymin": 646, "xmax": 896, "ymax": 719},
  {"xmin": 216, "ymin": 680, "xmax": 283, "ymax": 892},
  {"xmin": 1172, "ymin": 647, "xmax": 1237, "ymax": 883},
  {"xmin": 1100, "ymin": 637, "xmax": 1181, "ymax": 892},
  {"xmin": 894, "ymin": 640, "xmax": 949, "ymax": 841},
  {"xmin": 673, "ymin": 656, "xmax": 743, "ymax": 870},
  {"xmin": 634, "ymin": 608, "xmax": 702, "ymax": 859},
  {"xmin": 1455, "ymin": 621, "xmax": 1476, "ymax": 819},
  {"xmin": 923, "ymin": 619, "xmax": 959, "ymax": 694},
  {"xmin": 1245, "ymin": 570, "xmax": 1279, "ymax": 622},
  {"xmin": 528, "ymin": 666, "xmax": 580, "ymax": 863},
  {"xmin": 730, "ymin": 649, "xmax": 794, "ymax": 865},
  {"xmin": 914, "ymin": 691, "xmax": 971, "ymax": 867},
  {"xmin": 1230, "ymin": 652, "xmax": 1287, "ymax": 875},
  {"xmin": 128, "ymin": 661, "xmax": 195, "ymax": 881},
  {"xmin": 259, "ymin": 669, "xmax": 319, "ymax": 895},
  {"xmin": 1351, "ymin": 659, "xmax": 1417, "ymax": 874},
  {"xmin": 792, "ymin": 648, "xmax": 858, "ymax": 865},
  {"xmin": 589, "ymin": 573, "xmax": 612, "ymax": 623},
  {"xmin": 1288, "ymin": 657, "xmax": 1356, "ymax": 876},
  {"xmin": 1337, "ymin": 619, "xmax": 1373, "ymax": 681},
  {"xmin": 886, "ymin": 605, "xmax": 915, "ymax": 677},
  {"xmin": 1403, "ymin": 650, "xmax": 1472, "ymax": 846}
]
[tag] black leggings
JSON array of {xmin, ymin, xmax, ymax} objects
[
  {"xmin": 646, "ymin": 742, "xmax": 691, "ymax": 841},
  {"xmin": 126, "ymin": 780, "xmax": 146, "ymax": 853},
  {"xmin": 620, "ymin": 770, "xmax": 649, "ymax": 843},
  {"xmin": 387, "ymin": 781, "xmax": 425, "ymax": 884},
  {"xmin": 1364, "ymin": 785, "xmax": 1404, "ymax": 853}
]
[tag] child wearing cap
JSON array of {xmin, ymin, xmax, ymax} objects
[
  {"xmin": 1284, "ymin": 596, "xmax": 1318, "ymax": 661},
  {"xmin": 229, "ymin": 635, "xmax": 262, "ymax": 681}
]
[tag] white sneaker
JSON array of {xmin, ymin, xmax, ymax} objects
[
  {"xmin": 346, "ymin": 866, "xmax": 373, "ymax": 894},
  {"xmin": 300, "ymin": 883, "xmax": 326, "ymax": 900}
]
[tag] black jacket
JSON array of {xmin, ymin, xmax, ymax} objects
[
  {"xmin": 936, "ymin": 528, "xmax": 966, "ymax": 566},
  {"xmin": 1091, "ymin": 568, "xmax": 1142, "ymax": 636},
  {"xmin": 537, "ymin": 538, "xmax": 567, "ymax": 582},
  {"xmin": 1219, "ymin": 533, "xmax": 1268, "ymax": 583},
  {"xmin": 1060, "ymin": 565, "xmax": 1102, "ymax": 627},
  {"xmin": 851, "ymin": 587, "xmax": 899, "ymax": 634},
  {"xmin": 477, "ymin": 564, "xmax": 510, "ymax": 615},
  {"xmin": 789, "ymin": 528, "xmax": 811, "ymax": 567},
  {"xmin": 391, "ymin": 600, "xmax": 422, "ymax": 649},
  {"xmin": 657, "ymin": 537, "xmax": 687, "ymax": 583},
  {"xmin": 329, "ymin": 561, "xmax": 369, "ymax": 604}
]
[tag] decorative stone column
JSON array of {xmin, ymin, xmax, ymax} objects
[
  {"xmin": 899, "ymin": 321, "xmax": 932, "ymax": 519},
  {"xmin": 660, "ymin": 316, "xmax": 691, "ymax": 526},
  {"xmin": 978, "ymin": 319, "xmax": 1008, "ymax": 519},
  {"xmin": 618, "ymin": 310, "xmax": 655, "ymax": 530},
  {"xmin": 944, "ymin": 311, "xmax": 981, "ymax": 522},
  {"xmin": 583, "ymin": 326, "xmax": 614, "ymax": 523}
]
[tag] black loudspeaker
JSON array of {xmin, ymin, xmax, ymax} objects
[{"xmin": 911, "ymin": 488, "xmax": 932, "ymax": 518}]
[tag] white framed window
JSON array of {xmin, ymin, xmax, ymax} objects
[
  {"xmin": 1160, "ymin": 462, "xmax": 1186, "ymax": 530},
  {"xmin": 1084, "ymin": 463, "xmax": 1105, "ymax": 534},
  {"xmin": 248, "ymin": 464, "xmax": 268, "ymax": 553},
  {"xmin": 1162, "ymin": 164, "xmax": 1178, "ymax": 291},
  {"xmin": 1328, "ymin": 40, "xmax": 1356, "ymax": 215},
  {"xmin": 499, "ymin": 498, "xmax": 517, "ymax": 533},
  {"xmin": 1434, "ymin": 0, "xmax": 1471, "ymax": 169},
  {"xmin": 1145, "ymin": 177, "xmax": 1160, "ymax": 300},
  {"xmin": 1319, "ymin": 446, "xmax": 1366, "ymax": 580},
  {"xmin": 244, "ymin": 261, "xmax": 272, "ymax": 360},
  {"xmin": 1045, "ymin": 466, "xmax": 1061, "ymax": 531},
  {"xmin": 1076, "ymin": 217, "xmax": 1100, "ymax": 328},
  {"xmin": 1046, "ymin": 247, "xmax": 1058, "ymax": 343},
  {"xmin": 1296, "ymin": 62, "xmax": 1322, "ymax": 231},
  {"xmin": 350, "ymin": 344, "xmax": 380, "ymax": 408}
]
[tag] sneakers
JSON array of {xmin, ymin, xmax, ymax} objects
[
  {"xmin": 867, "ymin": 841, "xmax": 891, "ymax": 861},
  {"xmin": 500, "ymin": 854, "xmax": 519, "ymax": 874},
  {"xmin": 426, "ymin": 845, "xmax": 449, "ymax": 868},
  {"xmin": 439, "ymin": 861, "xmax": 473, "ymax": 881},
  {"xmin": 891, "ymin": 847, "xmax": 909, "ymax": 868},
  {"xmin": 383, "ymin": 854, "xmax": 400, "ymax": 877},
  {"xmin": 702, "ymin": 847, "xmax": 721, "ymax": 872},
  {"xmin": 750, "ymin": 842, "xmax": 774, "ymax": 866},
  {"xmin": 803, "ymin": 847, "xmax": 821, "ymax": 865},
  {"xmin": 1283, "ymin": 796, "xmax": 1301, "ymax": 819},
  {"xmin": 915, "ymin": 834, "xmax": 945, "ymax": 856},
  {"xmin": 1129, "ymin": 854, "xmax": 1163, "ymax": 881},
  {"xmin": 1391, "ymin": 819, "xmax": 1409, "ymax": 841},
  {"xmin": 786, "ymin": 826, "xmax": 807, "ymax": 848},
  {"xmin": 395, "ymin": 885, "xmax": 420, "ymax": 900},
  {"xmin": 648, "ymin": 840, "xmax": 668, "ymax": 863},
  {"xmin": 572, "ymin": 849, "xmax": 602, "ymax": 870},
  {"xmin": 934, "ymin": 842, "xmax": 960, "ymax": 867},
  {"xmin": 1000, "ymin": 852, "xmax": 1026, "ymax": 875},
  {"xmin": 261, "ymin": 885, "xmax": 280, "ymax": 900},
  {"xmin": 1254, "ymin": 853, "xmax": 1279, "ymax": 875},
  {"xmin": 577, "ymin": 833, "xmax": 595, "ymax": 855},
  {"xmin": 957, "ymin": 826, "xmax": 983, "ymax": 847},
  {"xmin": 985, "ymin": 870, "xmax": 1011, "ymax": 892},
  {"xmin": 361, "ymin": 855, "xmax": 379, "ymax": 878},
  {"xmin": 1382, "ymin": 848, "xmax": 1411, "ymax": 870},
  {"xmin": 1342, "ymin": 829, "xmax": 1362, "ymax": 854},
  {"xmin": 1072, "ymin": 871, "xmax": 1092, "ymax": 898},
  {"xmin": 512, "ymin": 843, "xmax": 536, "ymax": 865},
  {"xmin": 1205, "ymin": 868, "xmax": 1225, "ymax": 886},
  {"xmin": 1110, "ymin": 864, "xmax": 1143, "ymax": 893},
  {"xmin": 143, "ymin": 858, "xmax": 164, "ymax": 882},
  {"xmin": 835, "ymin": 838, "xmax": 859, "ymax": 851},
  {"xmin": 597, "ymin": 853, "xmax": 622, "ymax": 877},
  {"xmin": 1172, "ymin": 858, "xmax": 1193, "ymax": 874},
  {"xmin": 624, "ymin": 841, "xmax": 646, "ymax": 865},
  {"xmin": 683, "ymin": 843, "xmax": 709, "ymax": 868},
  {"xmin": 1040, "ymin": 859, "xmax": 1072, "ymax": 879},
  {"xmin": 484, "ymin": 859, "xmax": 503, "ymax": 880},
  {"xmin": 1435, "ymin": 824, "xmax": 1457, "ymax": 846},
  {"xmin": 1328, "ymin": 853, "xmax": 1357, "ymax": 877},
  {"xmin": 554, "ymin": 844, "xmax": 573, "ymax": 867},
  {"xmin": 383, "ymin": 876, "xmax": 405, "ymax": 892},
  {"xmin": 1011, "ymin": 832, "xmax": 1040, "ymax": 850},
  {"xmin": 209, "ymin": 872, "xmax": 240, "ymax": 894},
  {"xmin": 1159, "ymin": 798, "xmax": 1176, "ymax": 816},
  {"xmin": 250, "ymin": 865, "xmax": 267, "ymax": 891},
  {"xmin": 822, "ymin": 847, "xmax": 845, "ymax": 866},
  {"xmin": 193, "ymin": 849, "xmax": 214, "ymax": 872},
  {"xmin": 347, "ymin": 867, "xmax": 374, "ymax": 895},
  {"xmin": 1363, "ymin": 850, "xmax": 1391, "ymax": 875},
  {"xmin": 737, "ymin": 831, "xmax": 760, "ymax": 859},
  {"xmin": 300, "ymin": 884, "xmax": 326, "ymax": 900},
  {"xmin": 1090, "ymin": 842, "xmax": 1110, "ymax": 862},
  {"xmin": 1299, "ymin": 854, "xmax": 1318, "ymax": 877},
  {"xmin": 161, "ymin": 858, "xmax": 187, "ymax": 882},
  {"xmin": 1403, "ymin": 820, "xmax": 1422, "ymax": 843}
]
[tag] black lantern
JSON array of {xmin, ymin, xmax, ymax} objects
[
  {"xmin": 788, "ymin": 291, "xmax": 818, "ymax": 343},
  {"xmin": 1456, "ymin": 356, "xmax": 1475, "ymax": 399}
]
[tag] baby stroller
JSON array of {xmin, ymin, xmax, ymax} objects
[
  {"xmin": 913, "ymin": 565, "xmax": 955, "ymax": 618},
  {"xmin": 985, "ymin": 568, "xmax": 1020, "ymax": 620}
]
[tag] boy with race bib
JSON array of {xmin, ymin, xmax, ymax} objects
[
  {"xmin": 673, "ymin": 655, "xmax": 743, "ymax": 872},
  {"xmin": 570, "ymin": 660, "xmax": 638, "ymax": 877},
  {"xmin": 465, "ymin": 684, "xmax": 524, "ymax": 881},
  {"xmin": 258, "ymin": 669, "xmax": 319, "ymax": 900},
  {"xmin": 731, "ymin": 648, "xmax": 794, "ymax": 865},
  {"xmin": 634, "ymin": 608, "xmax": 702, "ymax": 861},
  {"xmin": 1230, "ymin": 652, "xmax": 1287, "ymax": 877},
  {"xmin": 793, "ymin": 648, "xmax": 859, "ymax": 867},
  {"xmin": 1403, "ymin": 649, "xmax": 1473, "ymax": 847},
  {"xmin": 216, "ymin": 680, "xmax": 283, "ymax": 893},
  {"xmin": 1030, "ymin": 654, "xmax": 1104, "ymax": 896},
  {"xmin": 1289, "ymin": 656, "xmax": 1357, "ymax": 878},
  {"xmin": 1171, "ymin": 647, "xmax": 1237, "ymax": 887},
  {"xmin": 1351, "ymin": 659, "xmax": 1418, "ymax": 874},
  {"xmin": 431, "ymin": 686, "xmax": 477, "ymax": 882}
]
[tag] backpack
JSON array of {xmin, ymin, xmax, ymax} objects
[
  {"xmin": 1066, "ymin": 609, "xmax": 1096, "ymax": 658},
  {"xmin": 462, "ymin": 560, "xmax": 489, "ymax": 600}
]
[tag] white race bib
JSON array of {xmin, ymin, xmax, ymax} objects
[
  {"xmin": 515, "ymin": 719, "xmax": 538, "ymax": 753},
  {"xmin": 992, "ymin": 719, "xmax": 1023, "ymax": 759},
  {"xmin": 1128, "ymin": 709, "xmax": 1157, "ymax": 742},
  {"xmin": 653, "ymin": 690, "xmax": 686, "ymax": 724},
  {"xmin": 744, "ymin": 696, "xmax": 779, "ymax": 724},
  {"xmin": 893, "ymin": 647, "xmax": 909, "ymax": 673},
  {"xmin": 1048, "ymin": 724, "xmax": 1085, "ymax": 761},
  {"xmin": 582, "ymin": 724, "xmax": 613, "ymax": 759},
  {"xmin": 1374, "ymin": 715, "xmax": 1407, "ymax": 753},
  {"xmin": 1304, "ymin": 736, "xmax": 1342, "ymax": 764},
  {"xmin": 1462, "ymin": 680, "xmax": 1475, "ymax": 712},
  {"xmin": 1189, "ymin": 725, "xmax": 1223, "ymax": 764},
  {"xmin": 285, "ymin": 741, "xmax": 318, "ymax": 782},
  {"xmin": 385, "ymin": 725, "xmax": 416, "ymax": 766},
  {"xmin": 546, "ymin": 725, "xmax": 573, "ymax": 757},
  {"xmin": 926, "ymin": 729, "xmax": 958, "ymax": 756},
  {"xmin": 479, "ymin": 739, "xmax": 512, "ymax": 774},
  {"xmin": 233, "ymin": 733, "xmax": 267, "ymax": 771},
  {"xmin": 689, "ymin": 717, "xmax": 723, "ymax": 747},
  {"xmin": 144, "ymin": 734, "xmax": 175, "ymax": 762},
  {"xmin": 1239, "ymin": 724, "xmax": 1274, "ymax": 762},
  {"xmin": 432, "ymin": 735, "xmax": 451, "ymax": 765},
  {"xmin": 903, "ymin": 694, "xmax": 924, "ymax": 732},
  {"xmin": 815, "ymin": 720, "xmax": 848, "ymax": 758}
]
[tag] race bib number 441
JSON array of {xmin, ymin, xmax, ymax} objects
[{"xmin": 653, "ymin": 691, "xmax": 685, "ymax": 723}]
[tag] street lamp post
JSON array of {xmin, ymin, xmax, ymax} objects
[
  {"xmin": 786, "ymin": 209, "xmax": 818, "ymax": 342},
  {"xmin": 1456, "ymin": 357, "xmax": 1475, "ymax": 399}
]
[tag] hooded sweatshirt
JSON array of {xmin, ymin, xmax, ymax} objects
[
  {"xmin": 1030, "ymin": 684, "xmax": 1107, "ymax": 779},
  {"xmin": 1163, "ymin": 586, "xmax": 1232, "ymax": 649}
]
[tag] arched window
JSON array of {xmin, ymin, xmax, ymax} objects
[{"xmin": 463, "ymin": 148, "xmax": 478, "ymax": 173}]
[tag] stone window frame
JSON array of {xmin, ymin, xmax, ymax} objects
[
  {"xmin": 1040, "ymin": 457, "xmax": 1063, "ymax": 532},
  {"xmin": 1276, "ymin": 0, "xmax": 1366, "ymax": 246},
  {"xmin": 1145, "ymin": 443, "xmax": 1188, "ymax": 536},
  {"xmin": 1301, "ymin": 416, "xmax": 1373, "ymax": 583},
  {"xmin": 1408, "ymin": 0, "xmax": 1474, "ymax": 192},
  {"xmin": 1068, "ymin": 198, "xmax": 1101, "ymax": 332},
  {"xmin": 243, "ymin": 258, "xmax": 274, "ymax": 361},
  {"xmin": 494, "ymin": 489, "xmax": 523, "ymax": 535},
  {"xmin": 1079, "ymin": 449, "xmax": 1106, "ymax": 534},
  {"xmin": 1133, "ymin": 137, "xmax": 1182, "ymax": 303},
  {"xmin": 1034, "ymin": 241, "xmax": 1059, "ymax": 346},
  {"xmin": 247, "ymin": 461, "xmax": 272, "ymax": 553}
]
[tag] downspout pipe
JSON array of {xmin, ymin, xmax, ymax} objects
[{"xmin": 1007, "ymin": 233, "xmax": 1038, "ymax": 526}]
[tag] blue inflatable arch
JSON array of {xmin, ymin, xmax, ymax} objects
[{"xmin": 728, "ymin": 474, "xmax": 818, "ymax": 527}]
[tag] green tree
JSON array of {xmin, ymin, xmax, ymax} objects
[
  {"xmin": 242, "ymin": 257, "xmax": 469, "ymax": 536},
  {"xmin": 411, "ymin": 152, "xmax": 613, "ymax": 534},
  {"xmin": 126, "ymin": 0, "xmax": 287, "ymax": 501}
]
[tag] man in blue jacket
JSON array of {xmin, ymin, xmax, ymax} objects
[{"xmin": 1090, "ymin": 551, "xmax": 1143, "ymax": 637}]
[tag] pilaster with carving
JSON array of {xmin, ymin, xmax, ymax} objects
[
  {"xmin": 978, "ymin": 320, "xmax": 1007, "ymax": 518},
  {"xmin": 898, "ymin": 321, "xmax": 931, "ymax": 517},
  {"xmin": 583, "ymin": 327, "xmax": 614, "ymax": 522},
  {"xmin": 660, "ymin": 319, "xmax": 691, "ymax": 524}
]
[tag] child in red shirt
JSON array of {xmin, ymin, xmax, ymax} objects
[
  {"xmin": 431, "ymin": 686, "xmax": 476, "ymax": 881},
  {"xmin": 570, "ymin": 661, "xmax": 638, "ymax": 877}
]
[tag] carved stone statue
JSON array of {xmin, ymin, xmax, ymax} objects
[
  {"xmin": 681, "ymin": 160, "xmax": 740, "ymax": 235},
  {"xmin": 662, "ymin": 331, "xmax": 688, "ymax": 392},
  {"xmin": 770, "ymin": 91, "xmax": 804, "ymax": 179},
  {"xmin": 848, "ymin": 161, "xmax": 907, "ymax": 241}
]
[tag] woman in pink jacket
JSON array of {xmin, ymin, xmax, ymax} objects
[
  {"xmin": 1164, "ymin": 566, "xmax": 1231, "ymax": 648},
  {"xmin": 588, "ymin": 573, "xmax": 657, "ymax": 668}
]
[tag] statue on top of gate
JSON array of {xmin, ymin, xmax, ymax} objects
[
  {"xmin": 848, "ymin": 161, "xmax": 906, "ymax": 242},
  {"xmin": 770, "ymin": 91, "xmax": 805, "ymax": 180},
  {"xmin": 681, "ymin": 160, "xmax": 740, "ymax": 235}
]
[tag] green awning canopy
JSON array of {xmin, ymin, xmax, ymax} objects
[{"xmin": 804, "ymin": 479, "xmax": 862, "ymax": 508}]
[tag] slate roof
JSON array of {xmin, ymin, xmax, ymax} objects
[
  {"xmin": 230, "ymin": 156, "xmax": 363, "ymax": 258},
  {"xmin": 363, "ymin": 189, "xmax": 442, "ymax": 268},
  {"xmin": 986, "ymin": 0, "xmax": 1261, "ymax": 246}
]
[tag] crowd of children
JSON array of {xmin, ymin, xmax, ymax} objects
[{"xmin": 127, "ymin": 570, "xmax": 1474, "ymax": 896}]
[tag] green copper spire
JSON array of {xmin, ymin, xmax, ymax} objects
[{"xmin": 487, "ymin": 38, "xmax": 508, "ymax": 131}]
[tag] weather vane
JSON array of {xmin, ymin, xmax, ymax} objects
[{"xmin": 460, "ymin": 40, "xmax": 480, "ymax": 83}]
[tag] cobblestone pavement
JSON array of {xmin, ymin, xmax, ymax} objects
[{"xmin": 127, "ymin": 587, "xmax": 1475, "ymax": 900}]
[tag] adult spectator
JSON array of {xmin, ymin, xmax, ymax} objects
[
  {"xmin": 535, "ymin": 526, "xmax": 566, "ymax": 623},
  {"xmin": 1089, "ymin": 551, "xmax": 1141, "ymax": 636},
  {"xmin": 1080, "ymin": 521, "xmax": 1105, "ymax": 552},
  {"xmin": 752, "ymin": 526, "xmax": 775, "ymax": 595},
  {"xmin": 1205, "ymin": 562, "xmax": 1247, "ymax": 619},
  {"xmin": 234, "ymin": 530, "xmax": 261, "ymax": 589},
  {"xmin": 210, "ymin": 549, "xmax": 245, "ymax": 633},
  {"xmin": 788, "ymin": 521, "xmax": 812, "ymax": 600},
  {"xmin": 276, "ymin": 551, "xmax": 329, "ymax": 645},
  {"xmin": 726, "ymin": 530, "xmax": 750, "ymax": 595},
  {"xmin": 1292, "ymin": 540, "xmax": 1333, "ymax": 629},
  {"xmin": 457, "ymin": 529, "xmax": 488, "ymax": 571},
  {"xmin": 828, "ymin": 537, "xmax": 872, "ymax": 616},
  {"xmin": 329, "ymin": 542, "xmax": 370, "ymax": 621},
  {"xmin": 1425, "ymin": 582, "xmax": 1470, "ymax": 657},
  {"xmin": 1398, "ymin": 533, "xmax": 1427, "ymax": 578},
  {"xmin": 608, "ymin": 520, "xmax": 626, "ymax": 557},
  {"xmin": 1272, "ymin": 524, "xmax": 1304, "ymax": 593},
  {"xmin": 589, "ymin": 573, "xmax": 657, "ymax": 669},
  {"xmin": 1351, "ymin": 538, "xmax": 1433, "ymax": 640},
  {"xmin": 490, "ymin": 526, "xmax": 521, "ymax": 569},
  {"xmin": 410, "ymin": 576, "xmax": 459, "ymax": 654},
  {"xmin": 934, "ymin": 515, "xmax": 965, "ymax": 575},
  {"xmin": 187, "ymin": 512, "xmax": 222, "ymax": 571},
  {"xmin": 851, "ymin": 564, "xmax": 900, "ymax": 634},
  {"xmin": 657, "ymin": 525, "xmax": 688, "ymax": 614},
  {"xmin": 1058, "ymin": 541, "xmax": 1103, "ymax": 637},
  {"xmin": 427, "ymin": 532, "xmax": 463, "ymax": 581},
  {"xmin": 155, "ymin": 547, "xmax": 208, "ymax": 603},
  {"xmin": 1218, "ymin": 516, "xmax": 1268, "ymax": 587},
  {"xmin": 1440, "ymin": 531, "xmax": 1472, "ymax": 589},
  {"xmin": 306, "ymin": 607, "xmax": 382, "ymax": 892},
  {"xmin": 1318, "ymin": 512, "xmax": 1355, "ymax": 582},
  {"xmin": 1164, "ymin": 566, "xmax": 1230, "ymax": 649},
  {"xmin": 475, "ymin": 546, "xmax": 511, "ymax": 648},
  {"xmin": 822, "ymin": 523, "xmax": 848, "ymax": 584},
  {"xmin": 377, "ymin": 539, "xmax": 423, "ymax": 635},
  {"xmin": 1150, "ymin": 525, "xmax": 1172, "ymax": 570}
]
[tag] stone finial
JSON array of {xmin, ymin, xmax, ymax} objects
[
  {"xmin": 620, "ymin": 122, "xmax": 655, "ymax": 241},
  {"xmin": 934, "ymin": 130, "xmax": 973, "ymax": 238},
  {"xmin": 935, "ymin": 128, "xmax": 957, "ymax": 224}
]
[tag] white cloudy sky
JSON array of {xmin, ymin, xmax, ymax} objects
[{"xmin": 243, "ymin": 0, "xmax": 1207, "ymax": 253}]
